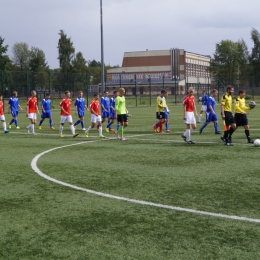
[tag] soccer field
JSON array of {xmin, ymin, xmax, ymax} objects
[{"xmin": 1, "ymin": 103, "xmax": 260, "ymax": 259}]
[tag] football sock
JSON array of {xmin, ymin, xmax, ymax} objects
[
  {"xmin": 98, "ymin": 126, "xmax": 103, "ymax": 136},
  {"xmin": 74, "ymin": 120, "xmax": 81, "ymax": 126},
  {"xmin": 2, "ymin": 122, "xmax": 6, "ymax": 131},
  {"xmin": 59, "ymin": 125, "xmax": 63, "ymax": 134},
  {"xmin": 245, "ymin": 129, "xmax": 250, "ymax": 139},
  {"xmin": 186, "ymin": 129, "xmax": 191, "ymax": 141},
  {"xmin": 70, "ymin": 124, "xmax": 75, "ymax": 134},
  {"xmin": 116, "ymin": 123, "xmax": 120, "ymax": 131},
  {"xmin": 39, "ymin": 119, "xmax": 43, "ymax": 126},
  {"xmin": 14, "ymin": 119, "xmax": 18, "ymax": 126},
  {"xmin": 224, "ymin": 130, "xmax": 229, "ymax": 140},
  {"xmin": 165, "ymin": 122, "xmax": 169, "ymax": 130},
  {"xmin": 214, "ymin": 122, "xmax": 219, "ymax": 133},
  {"xmin": 201, "ymin": 122, "xmax": 207, "ymax": 131},
  {"xmin": 80, "ymin": 121, "xmax": 85, "ymax": 128},
  {"xmin": 118, "ymin": 126, "xmax": 124, "ymax": 137},
  {"xmin": 228, "ymin": 127, "xmax": 234, "ymax": 138},
  {"xmin": 9, "ymin": 119, "xmax": 14, "ymax": 125},
  {"xmin": 50, "ymin": 120, "xmax": 53, "ymax": 127},
  {"xmin": 31, "ymin": 124, "xmax": 35, "ymax": 134},
  {"xmin": 86, "ymin": 126, "xmax": 92, "ymax": 133},
  {"xmin": 198, "ymin": 114, "xmax": 202, "ymax": 122}
]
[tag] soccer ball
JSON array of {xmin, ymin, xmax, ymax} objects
[
  {"xmin": 253, "ymin": 139, "xmax": 260, "ymax": 147},
  {"xmin": 198, "ymin": 97, "xmax": 202, "ymax": 102},
  {"xmin": 249, "ymin": 101, "xmax": 256, "ymax": 109},
  {"xmin": 126, "ymin": 110, "xmax": 132, "ymax": 117}
]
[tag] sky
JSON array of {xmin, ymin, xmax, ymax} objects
[{"xmin": 1, "ymin": 0, "xmax": 260, "ymax": 69}]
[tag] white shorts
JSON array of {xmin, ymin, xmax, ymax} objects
[
  {"xmin": 200, "ymin": 105, "xmax": 207, "ymax": 112},
  {"xmin": 91, "ymin": 114, "xmax": 102, "ymax": 123},
  {"xmin": 0, "ymin": 115, "xmax": 5, "ymax": 121},
  {"xmin": 184, "ymin": 111, "xmax": 196, "ymax": 124},
  {"xmin": 60, "ymin": 115, "xmax": 73, "ymax": 124},
  {"xmin": 28, "ymin": 113, "xmax": 37, "ymax": 120}
]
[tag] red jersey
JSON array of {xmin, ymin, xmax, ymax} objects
[
  {"xmin": 60, "ymin": 98, "xmax": 72, "ymax": 116},
  {"xmin": 27, "ymin": 97, "xmax": 38, "ymax": 113},
  {"xmin": 0, "ymin": 101, "xmax": 4, "ymax": 115},
  {"xmin": 89, "ymin": 100, "xmax": 100, "ymax": 115},
  {"xmin": 183, "ymin": 95, "xmax": 195, "ymax": 112}
]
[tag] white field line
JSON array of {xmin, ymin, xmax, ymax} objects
[{"xmin": 30, "ymin": 137, "xmax": 260, "ymax": 223}]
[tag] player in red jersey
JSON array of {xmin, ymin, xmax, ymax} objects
[
  {"xmin": 181, "ymin": 87, "xmax": 198, "ymax": 144},
  {"xmin": 59, "ymin": 90, "xmax": 78, "ymax": 138},
  {"xmin": 85, "ymin": 93, "xmax": 105, "ymax": 138},
  {"xmin": 26, "ymin": 90, "xmax": 40, "ymax": 135},
  {"xmin": 0, "ymin": 93, "xmax": 9, "ymax": 133}
]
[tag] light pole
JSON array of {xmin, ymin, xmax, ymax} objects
[{"xmin": 100, "ymin": 0, "xmax": 105, "ymax": 94}]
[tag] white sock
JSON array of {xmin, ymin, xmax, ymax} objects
[
  {"xmin": 187, "ymin": 129, "xmax": 191, "ymax": 141},
  {"xmin": 2, "ymin": 122, "xmax": 6, "ymax": 131},
  {"xmin": 27, "ymin": 124, "xmax": 31, "ymax": 129},
  {"xmin": 86, "ymin": 126, "xmax": 92, "ymax": 133},
  {"xmin": 70, "ymin": 124, "xmax": 75, "ymax": 134},
  {"xmin": 59, "ymin": 125, "xmax": 63, "ymax": 134},
  {"xmin": 198, "ymin": 114, "xmax": 202, "ymax": 122},
  {"xmin": 183, "ymin": 130, "xmax": 188, "ymax": 136},
  {"xmin": 31, "ymin": 124, "xmax": 35, "ymax": 133},
  {"xmin": 99, "ymin": 126, "xmax": 103, "ymax": 136}
]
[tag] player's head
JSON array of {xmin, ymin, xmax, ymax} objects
[
  {"xmin": 64, "ymin": 90, "xmax": 70, "ymax": 98},
  {"xmin": 238, "ymin": 89, "xmax": 246, "ymax": 97},
  {"xmin": 12, "ymin": 91, "xmax": 18, "ymax": 97},
  {"xmin": 78, "ymin": 91, "xmax": 83, "ymax": 97},
  {"xmin": 161, "ymin": 89, "xmax": 167, "ymax": 97},
  {"xmin": 113, "ymin": 90, "xmax": 118, "ymax": 97},
  {"xmin": 226, "ymin": 85, "xmax": 234, "ymax": 95},
  {"xmin": 94, "ymin": 93, "xmax": 99, "ymax": 100},
  {"xmin": 31, "ymin": 90, "xmax": 36, "ymax": 97},
  {"xmin": 202, "ymin": 89, "xmax": 206, "ymax": 94},
  {"xmin": 103, "ymin": 90, "xmax": 108, "ymax": 97},
  {"xmin": 119, "ymin": 88, "xmax": 125, "ymax": 96},
  {"xmin": 188, "ymin": 87, "xmax": 194, "ymax": 95},
  {"xmin": 211, "ymin": 89, "xmax": 218, "ymax": 97},
  {"xmin": 46, "ymin": 93, "xmax": 50, "ymax": 99}
]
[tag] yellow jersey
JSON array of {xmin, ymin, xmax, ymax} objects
[
  {"xmin": 234, "ymin": 97, "xmax": 250, "ymax": 114},
  {"xmin": 221, "ymin": 93, "xmax": 233, "ymax": 112},
  {"xmin": 156, "ymin": 96, "xmax": 166, "ymax": 112}
]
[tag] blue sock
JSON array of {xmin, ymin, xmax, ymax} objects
[
  {"xmin": 50, "ymin": 120, "xmax": 53, "ymax": 127},
  {"xmin": 107, "ymin": 121, "xmax": 111, "ymax": 128},
  {"xmin": 80, "ymin": 121, "xmax": 85, "ymax": 128},
  {"xmin": 74, "ymin": 120, "xmax": 81, "ymax": 126},
  {"xmin": 165, "ymin": 122, "xmax": 169, "ymax": 131},
  {"xmin": 14, "ymin": 119, "xmax": 18, "ymax": 126},
  {"xmin": 200, "ymin": 122, "xmax": 208, "ymax": 131},
  {"xmin": 9, "ymin": 119, "xmax": 14, "ymax": 125},
  {"xmin": 214, "ymin": 122, "xmax": 219, "ymax": 133},
  {"xmin": 39, "ymin": 120, "xmax": 43, "ymax": 126},
  {"xmin": 116, "ymin": 123, "xmax": 120, "ymax": 131}
]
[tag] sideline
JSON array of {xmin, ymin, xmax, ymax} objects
[{"xmin": 31, "ymin": 136, "xmax": 260, "ymax": 224}]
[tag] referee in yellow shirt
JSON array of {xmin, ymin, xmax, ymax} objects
[
  {"xmin": 220, "ymin": 85, "xmax": 236, "ymax": 146},
  {"xmin": 235, "ymin": 90, "xmax": 254, "ymax": 143}
]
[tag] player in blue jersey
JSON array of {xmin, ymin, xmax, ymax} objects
[
  {"xmin": 199, "ymin": 89, "xmax": 220, "ymax": 134},
  {"xmin": 73, "ymin": 91, "xmax": 88, "ymax": 131},
  {"xmin": 106, "ymin": 90, "xmax": 120, "ymax": 132},
  {"xmin": 197, "ymin": 89, "xmax": 208, "ymax": 123},
  {"xmin": 100, "ymin": 90, "xmax": 110, "ymax": 132},
  {"xmin": 164, "ymin": 92, "xmax": 171, "ymax": 132},
  {"xmin": 38, "ymin": 93, "xmax": 55, "ymax": 130},
  {"xmin": 8, "ymin": 91, "xmax": 23, "ymax": 129}
]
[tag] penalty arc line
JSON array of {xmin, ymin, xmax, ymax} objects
[{"xmin": 31, "ymin": 139, "xmax": 260, "ymax": 224}]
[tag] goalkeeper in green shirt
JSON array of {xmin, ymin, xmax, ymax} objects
[{"xmin": 115, "ymin": 88, "xmax": 128, "ymax": 141}]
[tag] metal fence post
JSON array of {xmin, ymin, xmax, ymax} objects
[
  {"xmin": 135, "ymin": 74, "xmax": 137, "ymax": 107},
  {"xmin": 149, "ymin": 75, "xmax": 152, "ymax": 106},
  {"xmin": 26, "ymin": 70, "xmax": 29, "ymax": 99}
]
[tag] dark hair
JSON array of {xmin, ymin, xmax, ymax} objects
[
  {"xmin": 94, "ymin": 93, "xmax": 99, "ymax": 97},
  {"xmin": 226, "ymin": 85, "xmax": 233, "ymax": 92},
  {"xmin": 65, "ymin": 90, "xmax": 70, "ymax": 95},
  {"xmin": 161, "ymin": 89, "xmax": 167, "ymax": 94},
  {"xmin": 113, "ymin": 90, "xmax": 118, "ymax": 94},
  {"xmin": 46, "ymin": 93, "xmax": 50, "ymax": 96},
  {"xmin": 238, "ymin": 89, "xmax": 245, "ymax": 95}
]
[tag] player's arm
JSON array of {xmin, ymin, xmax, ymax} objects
[
  {"xmin": 26, "ymin": 101, "xmax": 29, "ymax": 117},
  {"xmin": 18, "ymin": 104, "xmax": 23, "ymax": 110},
  {"xmin": 193, "ymin": 100, "xmax": 198, "ymax": 116},
  {"xmin": 41, "ymin": 105, "xmax": 45, "ymax": 113},
  {"xmin": 235, "ymin": 99, "xmax": 247, "ymax": 114},
  {"xmin": 36, "ymin": 103, "xmax": 40, "ymax": 114},
  {"xmin": 220, "ymin": 97, "xmax": 225, "ymax": 118},
  {"xmin": 75, "ymin": 105, "xmax": 78, "ymax": 115}
]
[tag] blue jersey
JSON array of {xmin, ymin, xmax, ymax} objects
[
  {"xmin": 41, "ymin": 98, "xmax": 51, "ymax": 113},
  {"xmin": 74, "ymin": 97, "xmax": 86, "ymax": 113},
  {"xmin": 101, "ymin": 96, "xmax": 110, "ymax": 112},
  {"xmin": 110, "ymin": 97, "xmax": 116, "ymax": 110},
  {"xmin": 8, "ymin": 97, "xmax": 19, "ymax": 111},
  {"xmin": 202, "ymin": 93, "xmax": 208, "ymax": 106},
  {"xmin": 206, "ymin": 96, "xmax": 216, "ymax": 113}
]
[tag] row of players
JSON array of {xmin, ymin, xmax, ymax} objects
[
  {"xmin": 0, "ymin": 88, "xmax": 129, "ymax": 140},
  {"xmin": 153, "ymin": 86, "xmax": 255, "ymax": 145}
]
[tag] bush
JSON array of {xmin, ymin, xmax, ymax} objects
[{"xmin": 245, "ymin": 94, "xmax": 252, "ymax": 100}]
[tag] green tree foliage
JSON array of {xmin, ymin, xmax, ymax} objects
[
  {"xmin": 0, "ymin": 36, "xmax": 11, "ymax": 71},
  {"xmin": 29, "ymin": 47, "xmax": 48, "ymax": 72},
  {"xmin": 71, "ymin": 52, "xmax": 88, "ymax": 73},
  {"xmin": 12, "ymin": 42, "xmax": 30, "ymax": 71},
  {"xmin": 57, "ymin": 30, "xmax": 75, "ymax": 73},
  {"xmin": 250, "ymin": 28, "xmax": 260, "ymax": 85}
]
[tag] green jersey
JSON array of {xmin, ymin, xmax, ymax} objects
[{"xmin": 115, "ymin": 95, "xmax": 126, "ymax": 115}]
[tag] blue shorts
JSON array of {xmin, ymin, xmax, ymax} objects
[
  {"xmin": 41, "ymin": 112, "xmax": 52, "ymax": 119},
  {"xmin": 102, "ymin": 111, "xmax": 110, "ymax": 118},
  {"xmin": 110, "ymin": 111, "xmax": 116, "ymax": 120},
  {"xmin": 206, "ymin": 112, "xmax": 218, "ymax": 123},
  {"xmin": 78, "ymin": 111, "xmax": 84, "ymax": 118},
  {"xmin": 11, "ymin": 110, "xmax": 18, "ymax": 117}
]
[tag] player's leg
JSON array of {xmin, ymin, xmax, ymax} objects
[
  {"xmin": 1, "ymin": 116, "xmax": 9, "ymax": 133},
  {"xmin": 14, "ymin": 113, "xmax": 19, "ymax": 128},
  {"xmin": 59, "ymin": 116, "xmax": 66, "ymax": 137},
  {"xmin": 39, "ymin": 113, "xmax": 45, "ymax": 129},
  {"xmin": 85, "ymin": 115, "xmax": 96, "ymax": 137},
  {"xmin": 49, "ymin": 114, "xmax": 55, "ymax": 129},
  {"xmin": 244, "ymin": 124, "xmax": 253, "ymax": 143},
  {"xmin": 199, "ymin": 112, "xmax": 210, "ymax": 134}
]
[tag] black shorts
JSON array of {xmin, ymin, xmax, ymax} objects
[
  {"xmin": 224, "ymin": 111, "xmax": 236, "ymax": 126},
  {"xmin": 235, "ymin": 113, "xmax": 248, "ymax": 126},
  {"xmin": 117, "ymin": 114, "xmax": 128, "ymax": 123},
  {"xmin": 156, "ymin": 112, "xmax": 165, "ymax": 120}
]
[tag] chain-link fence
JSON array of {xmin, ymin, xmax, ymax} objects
[{"xmin": 1, "ymin": 71, "xmax": 259, "ymax": 107}]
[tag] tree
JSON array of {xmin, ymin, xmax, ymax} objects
[
  {"xmin": 29, "ymin": 47, "xmax": 48, "ymax": 72},
  {"xmin": 0, "ymin": 36, "xmax": 11, "ymax": 71},
  {"xmin": 250, "ymin": 28, "xmax": 260, "ymax": 85},
  {"xmin": 71, "ymin": 52, "xmax": 88, "ymax": 73},
  {"xmin": 57, "ymin": 30, "xmax": 75, "ymax": 73},
  {"xmin": 12, "ymin": 42, "xmax": 30, "ymax": 71}
]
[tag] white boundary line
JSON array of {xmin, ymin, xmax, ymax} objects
[{"xmin": 30, "ymin": 136, "xmax": 260, "ymax": 223}]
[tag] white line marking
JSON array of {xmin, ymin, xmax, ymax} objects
[{"xmin": 30, "ymin": 137, "xmax": 260, "ymax": 223}]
